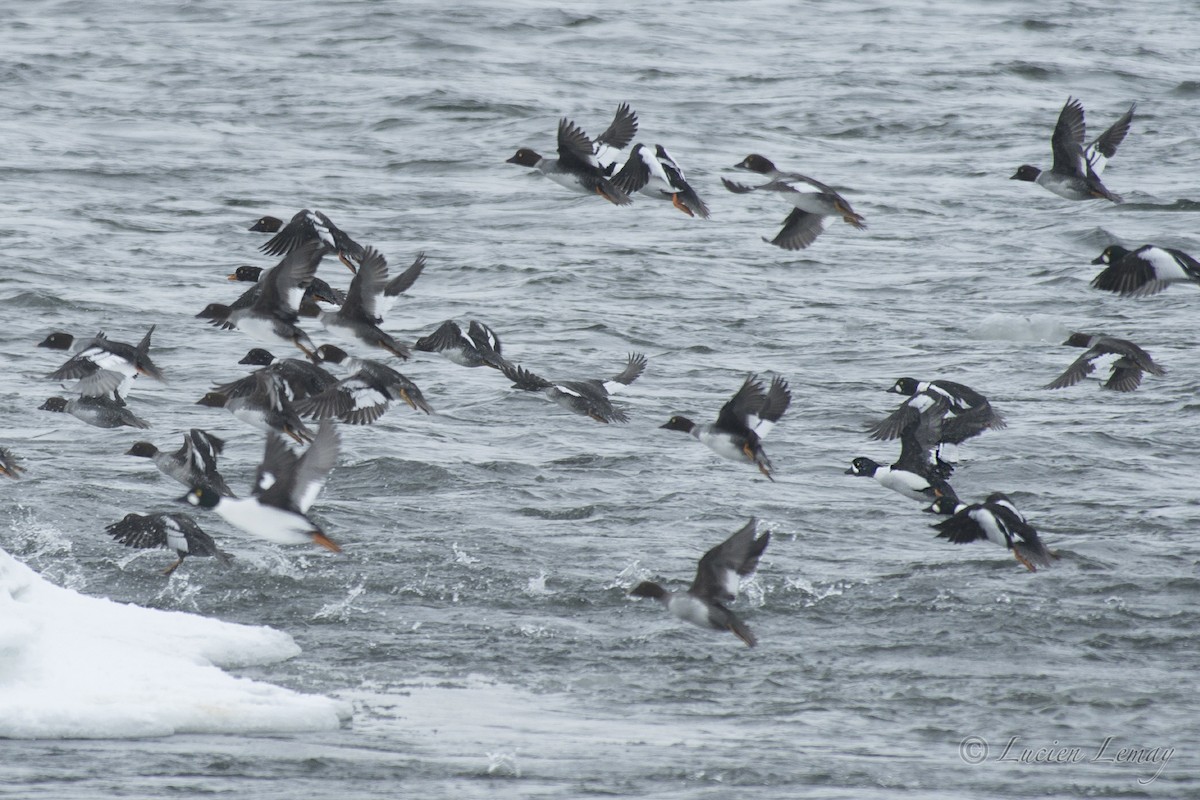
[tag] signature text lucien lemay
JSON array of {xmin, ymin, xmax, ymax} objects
[{"xmin": 958, "ymin": 735, "xmax": 1173, "ymax": 785}]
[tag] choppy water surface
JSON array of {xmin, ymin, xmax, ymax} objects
[{"xmin": 2, "ymin": 0, "xmax": 1199, "ymax": 796}]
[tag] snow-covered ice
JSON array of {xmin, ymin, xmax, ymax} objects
[{"xmin": 0, "ymin": 546, "xmax": 348, "ymax": 738}]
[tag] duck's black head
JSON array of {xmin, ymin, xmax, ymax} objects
[
  {"xmin": 1010, "ymin": 164, "xmax": 1041, "ymax": 182},
  {"xmin": 180, "ymin": 486, "xmax": 221, "ymax": 510},
  {"xmin": 506, "ymin": 148, "xmax": 542, "ymax": 167},
  {"xmin": 314, "ymin": 344, "xmax": 350, "ymax": 365},
  {"xmin": 659, "ymin": 415, "xmax": 695, "ymax": 433},
  {"xmin": 196, "ymin": 303, "xmax": 232, "ymax": 321},
  {"xmin": 38, "ymin": 332, "xmax": 74, "ymax": 350},
  {"xmin": 125, "ymin": 441, "xmax": 159, "ymax": 458},
  {"xmin": 249, "ymin": 215, "xmax": 283, "ymax": 233},
  {"xmin": 924, "ymin": 496, "xmax": 961, "ymax": 516},
  {"xmin": 228, "ymin": 265, "xmax": 263, "ymax": 282},
  {"xmin": 1062, "ymin": 332, "xmax": 1094, "ymax": 348},
  {"xmin": 1091, "ymin": 245, "xmax": 1129, "ymax": 266},
  {"xmin": 38, "ymin": 396, "xmax": 68, "ymax": 413},
  {"xmin": 196, "ymin": 392, "xmax": 228, "ymax": 409},
  {"xmin": 238, "ymin": 348, "xmax": 276, "ymax": 366},
  {"xmin": 734, "ymin": 153, "xmax": 776, "ymax": 174},
  {"xmin": 845, "ymin": 457, "xmax": 879, "ymax": 477}
]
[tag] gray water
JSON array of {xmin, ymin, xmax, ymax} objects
[{"xmin": 2, "ymin": 0, "xmax": 1199, "ymax": 796}]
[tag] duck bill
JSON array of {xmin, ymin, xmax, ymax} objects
[{"xmin": 338, "ymin": 253, "xmax": 358, "ymax": 274}]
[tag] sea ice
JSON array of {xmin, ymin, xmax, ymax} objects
[{"xmin": 0, "ymin": 546, "xmax": 348, "ymax": 738}]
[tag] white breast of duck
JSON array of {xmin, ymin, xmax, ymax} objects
[
  {"xmin": 693, "ymin": 425, "xmax": 751, "ymax": 463},
  {"xmin": 214, "ymin": 496, "xmax": 316, "ymax": 546},
  {"xmin": 666, "ymin": 593, "xmax": 718, "ymax": 631},
  {"xmin": 875, "ymin": 466, "xmax": 935, "ymax": 501}
]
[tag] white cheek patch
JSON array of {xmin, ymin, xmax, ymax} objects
[{"xmin": 258, "ymin": 472, "xmax": 277, "ymax": 492}]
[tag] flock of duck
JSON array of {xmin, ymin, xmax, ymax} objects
[{"xmin": 4, "ymin": 96, "xmax": 1193, "ymax": 648}]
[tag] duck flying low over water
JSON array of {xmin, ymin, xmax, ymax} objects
[
  {"xmin": 296, "ymin": 345, "xmax": 432, "ymax": 424},
  {"xmin": 181, "ymin": 418, "xmax": 342, "ymax": 553},
  {"xmin": 506, "ymin": 103, "xmax": 643, "ymax": 205},
  {"xmin": 502, "ymin": 353, "xmax": 646, "ymax": 423},
  {"xmin": 42, "ymin": 326, "xmax": 164, "ymax": 401},
  {"xmin": 197, "ymin": 370, "xmax": 314, "ymax": 444},
  {"xmin": 1010, "ymin": 97, "xmax": 1134, "ymax": 202},
  {"xmin": 260, "ymin": 209, "xmax": 365, "ymax": 273},
  {"xmin": 661, "ymin": 374, "xmax": 791, "ymax": 481},
  {"xmin": 926, "ymin": 493, "xmax": 1055, "ymax": 572},
  {"xmin": 630, "ymin": 518, "xmax": 770, "ymax": 648},
  {"xmin": 847, "ymin": 407, "xmax": 954, "ymax": 501},
  {"xmin": 870, "ymin": 378, "xmax": 1005, "ymax": 445},
  {"xmin": 197, "ymin": 242, "xmax": 323, "ymax": 358},
  {"xmin": 869, "ymin": 377, "xmax": 1005, "ymax": 474},
  {"xmin": 612, "ymin": 143, "xmax": 710, "ymax": 218},
  {"xmin": 414, "ymin": 319, "xmax": 508, "ymax": 369},
  {"xmin": 1044, "ymin": 332, "xmax": 1165, "ymax": 392},
  {"xmin": 723, "ymin": 154, "xmax": 865, "ymax": 249},
  {"xmin": 126, "ymin": 429, "xmax": 236, "ymax": 498},
  {"xmin": 227, "ymin": 265, "xmax": 346, "ymax": 317},
  {"xmin": 318, "ymin": 246, "xmax": 412, "ymax": 359},
  {"xmin": 225, "ymin": 348, "xmax": 340, "ymax": 402},
  {"xmin": 105, "ymin": 512, "xmax": 233, "ymax": 576},
  {"xmin": 39, "ymin": 395, "xmax": 151, "ymax": 429},
  {"xmin": 1089, "ymin": 244, "xmax": 1200, "ymax": 297}
]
